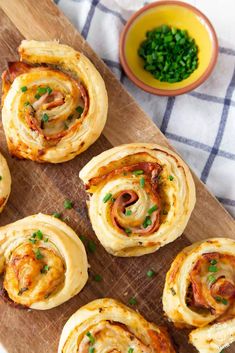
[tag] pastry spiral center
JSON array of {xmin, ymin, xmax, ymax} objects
[
  {"xmin": 3, "ymin": 243, "xmax": 65, "ymax": 306},
  {"xmin": 188, "ymin": 252, "xmax": 235, "ymax": 317}
]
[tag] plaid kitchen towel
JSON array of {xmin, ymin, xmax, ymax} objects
[{"xmin": 55, "ymin": 0, "xmax": 235, "ymax": 218}]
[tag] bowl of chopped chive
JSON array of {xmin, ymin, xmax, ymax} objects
[{"xmin": 119, "ymin": 1, "xmax": 218, "ymax": 96}]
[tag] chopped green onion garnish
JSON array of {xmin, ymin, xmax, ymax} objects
[
  {"xmin": 125, "ymin": 228, "xmax": 132, "ymax": 235},
  {"xmin": 41, "ymin": 265, "xmax": 50, "ymax": 274},
  {"xmin": 76, "ymin": 106, "xmax": 84, "ymax": 115},
  {"xmin": 207, "ymin": 274, "xmax": 216, "ymax": 284},
  {"xmin": 46, "ymin": 86, "xmax": 53, "ymax": 94},
  {"xmin": 44, "ymin": 238, "xmax": 49, "ymax": 243},
  {"xmin": 86, "ymin": 332, "xmax": 95, "ymax": 344},
  {"xmin": 128, "ymin": 297, "xmax": 137, "ymax": 305},
  {"xmin": 210, "ymin": 259, "xmax": 217, "ymax": 265},
  {"xmin": 132, "ymin": 170, "xmax": 144, "ymax": 176},
  {"xmin": 143, "ymin": 216, "xmax": 152, "ymax": 228},
  {"xmin": 21, "ymin": 86, "xmax": 27, "ymax": 92},
  {"xmin": 215, "ymin": 296, "xmax": 228, "ymax": 305},
  {"xmin": 93, "ymin": 274, "xmax": 102, "ymax": 282},
  {"xmin": 64, "ymin": 199, "xmax": 73, "ymax": 209},
  {"xmin": 35, "ymin": 93, "xmax": 41, "ymax": 99},
  {"xmin": 53, "ymin": 212, "xmax": 62, "ymax": 219},
  {"xmin": 89, "ymin": 348, "xmax": 95, "ymax": 353},
  {"xmin": 42, "ymin": 113, "xmax": 49, "ymax": 123},
  {"xmin": 168, "ymin": 175, "xmax": 174, "ymax": 181},
  {"xmin": 24, "ymin": 101, "xmax": 30, "ymax": 106},
  {"xmin": 147, "ymin": 269, "xmax": 156, "ymax": 278},
  {"xmin": 34, "ymin": 248, "xmax": 43, "ymax": 260},
  {"xmin": 29, "ymin": 238, "xmax": 37, "ymax": 244},
  {"xmin": 148, "ymin": 205, "xmax": 158, "ymax": 215},
  {"xmin": 125, "ymin": 209, "xmax": 132, "ymax": 216},
  {"xmin": 140, "ymin": 177, "xmax": 145, "ymax": 188},
  {"xmin": 88, "ymin": 240, "xmax": 96, "ymax": 253},
  {"xmin": 208, "ymin": 265, "xmax": 218, "ymax": 272},
  {"xmin": 138, "ymin": 25, "xmax": 198, "ymax": 83},
  {"xmin": 103, "ymin": 193, "xmax": 112, "ymax": 203},
  {"xmin": 128, "ymin": 348, "xmax": 134, "ymax": 353},
  {"xmin": 79, "ymin": 235, "xmax": 87, "ymax": 243},
  {"xmin": 36, "ymin": 230, "xmax": 43, "ymax": 240},
  {"xmin": 37, "ymin": 87, "xmax": 47, "ymax": 95}
]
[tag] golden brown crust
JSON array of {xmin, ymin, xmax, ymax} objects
[
  {"xmin": 0, "ymin": 213, "xmax": 88, "ymax": 309},
  {"xmin": 163, "ymin": 238, "xmax": 235, "ymax": 353},
  {"xmin": 79, "ymin": 143, "xmax": 196, "ymax": 257},
  {"xmin": 1, "ymin": 40, "xmax": 108, "ymax": 163},
  {"xmin": 58, "ymin": 298, "xmax": 176, "ymax": 353}
]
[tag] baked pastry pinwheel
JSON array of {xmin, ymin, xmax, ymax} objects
[
  {"xmin": 163, "ymin": 237, "xmax": 235, "ymax": 353},
  {"xmin": 0, "ymin": 151, "xmax": 11, "ymax": 213},
  {"xmin": 79, "ymin": 143, "xmax": 195, "ymax": 256},
  {"xmin": 1, "ymin": 40, "xmax": 108, "ymax": 163},
  {"xmin": 58, "ymin": 298, "xmax": 176, "ymax": 353},
  {"xmin": 0, "ymin": 213, "xmax": 88, "ymax": 309}
]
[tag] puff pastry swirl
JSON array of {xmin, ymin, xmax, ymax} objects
[
  {"xmin": 1, "ymin": 40, "xmax": 108, "ymax": 163},
  {"xmin": 163, "ymin": 238, "xmax": 235, "ymax": 353},
  {"xmin": 58, "ymin": 298, "xmax": 176, "ymax": 353},
  {"xmin": 79, "ymin": 143, "xmax": 195, "ymax": 256},
  {"xmin": 0, "ymin": 213, "xmax": 88, "ymax": 309},
  {"xmin": 0, "ymin": 152, "xmax": 11, "ymax": 213}
]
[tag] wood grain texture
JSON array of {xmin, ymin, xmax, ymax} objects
[{"xmin": 0, "ymin": 1, "xmax": 234, "ymax": 353}]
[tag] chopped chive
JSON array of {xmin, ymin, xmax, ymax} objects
[
  {"xmin": 210, "ymin": 259, "xmax": 217, "ymax": 265},
  {"xmin": 128, "ymin": 297, "xmax": 137, "ymax": 305},
  {"xmin": 147, "ymin": 269, "xmax": 156, "ymax": 278},
  {"xmin": 64, "ymin": 199, "xmax": 73, "ymax": 209},
  {"xmin": 37, "ymin": 87, "xmax": 47, "ymax": 95},
  {"xmin": 21, "ymin": 86, "xmax": 27, "ymax": 92},
  {"xmin": 41, "ymin": 265, "xmax": 50, "ymax": 274},
  {"xmin": 132, "ymin": 170, "xmax": 144, "ymax": 176},
  {"xmin": 53, "ymin": 212, "xmax": 62, "ymax": 219},
  {"xmin": 207, "ymin": 274, "xmax": 216, "ymax": 284},
  {"xmin": 124, "ymin": 228, "xmax": 132, "ymax": 235},
  {"xmin": 93, "ymin": 274, "xmax": 102, "ymax": 282},
  {"xmin": 76, "ymin": 106, "xmax": 84, "ymax": 115},
  {"xmin": 46, "ymin": 86, "xmax": 53, "ymax": 94},
  {"xmin": 168, "ymin": 175, "xmax": 174, "ymax": 181},
  {"xmin": 34, "ymin": 248, "xmax": 43, "ymax": 260},
  {"xmin": 86, "ymin": 332, "xmax": 95, "ymax": 344},
  {"xmin": 140, "ymin": 177, "xmax": 145, "ymax": 188},
  {"xmin": 35, "ymin": 93, "xmax": 41, "ymax": 99},
  {"xmin": 208, "ymin": 265, "xmax": 218, "ymax": 272},
  {"xmin": 148, "ymin": 205, "xmax": 158, "ymax": 215},
  {"xmin": 24, "ymin": 101, "xmax": 30, "ymax": 107},
  {"xmin": 42, "ymin": 113, "xmax": 49, "ymax": 123},
  {"xmin": 128, "ymin": 349, "xmax": 134, "ymax": 353},
  {"xmin": 88, "ymin": 240, "xmax": 96, "ymax": 253},
  {"xmin": 79, "ymin": 235, "xmax": 87, "ymax": 243},
  {"xmin": 103, "ymin": 193, "xmax": 112, "ymax": 203},
  {"xmin": 36, "ymin": 230, "xmax": 43, "ymax": 240},
  {"xmin": 89, "ymin": 348, "xmax": 95, "ymax": 353},
  {"xmin": 44, "ymin": 238, "xmax": 49, "ymax": 243},
  {"xmin": 29, "ymin": 238, "xmax": 37, "ymax": 244},
  {"xmin": 221, "ymin": 298, "xmax": 228, "ymax": 305},
  {"xmin": 143, "ymin": 216, "xmax": 152, "ymax": 228},
  {"xmin": 125, "ymin": 209, "xmax": 132, "ymax": 216},
  {"xmin": 111, "ymin": 197, "xmax": 116, "ymax": 202}
]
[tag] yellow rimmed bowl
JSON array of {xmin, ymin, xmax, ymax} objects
[{"xmin": 119, "ymin": 1, "xmax": 218, "ymax": 96}]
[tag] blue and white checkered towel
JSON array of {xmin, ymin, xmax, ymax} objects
[{"xmin": 56, "ymin": 0, "xmax": 235, "ymax": 218}]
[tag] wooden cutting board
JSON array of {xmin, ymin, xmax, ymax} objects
[{"xmin": 0, "ymin": 1, "xmax": 234, "ymax": 352}]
